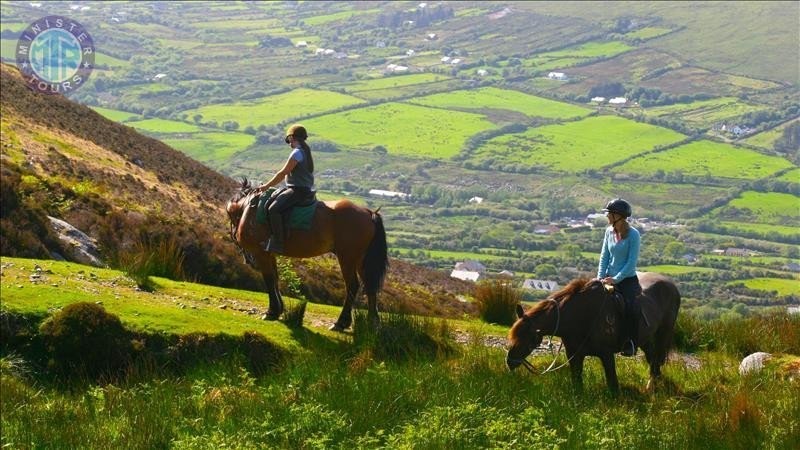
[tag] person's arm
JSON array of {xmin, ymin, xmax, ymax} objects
[
  {"xmin": 612, "ymin": 230, "xmax": 640, "ymax": 283},
  {"xmin": 597, "ymin": 229, "xmax": 610, "ymax": 280},
  {"xmin": 257, "ymin": 156, "xmax": 298, "ymax": 192}
]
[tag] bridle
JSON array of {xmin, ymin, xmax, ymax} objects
[{"xmin": 508, "ymin": 282, "xmax": 613, "ymax": 375}]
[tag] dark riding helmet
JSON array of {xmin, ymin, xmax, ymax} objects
[
  {"xmin": 603, "ymin": 198, "xmax": 632, "ymax": 218},
  {"xmin": 285, "ymin": 124, "xmax": 308, "ymax": 144}
]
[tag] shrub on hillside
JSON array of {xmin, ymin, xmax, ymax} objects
[
  {"xmin": 242, "ymin": 331, "xmax": 284, "ymax": 376},
  {"xmin": 120, "ymin": 237, "xmax": 185, "ymax": 290},
  {"xmin": 474, "ymin": 280, "xmax": 521, "ymax": 326},
  {"xmin": 280, "ymin": 300, "xmax": 307, "ymax": 329},
  {"xmin": 675, "ymin": 311, "xmax": 800, "ymax": 356},
  {"xmin": 39, "ymin": 302, "xmax": 131, "ymax": 379},
  {"xmin": 352, "ymin": 311, "xmax": 455, "ymax": 361}
]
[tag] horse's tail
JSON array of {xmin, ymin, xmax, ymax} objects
[{"xmin": 362, "ymin": 209, "xmax": 388, "ymax": 296}]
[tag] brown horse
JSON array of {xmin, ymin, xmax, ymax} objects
[
  {"xmin": 506, "ymin": 273, "xmax": 681, "ymax": 393},
  {"xmin": 226, "ymin": 179, "xmax": 388, "ymax": 331}
]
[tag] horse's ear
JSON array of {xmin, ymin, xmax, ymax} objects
[{"xmin": 516, "ymin": 304, "xmax": 525, "ymax": 319}]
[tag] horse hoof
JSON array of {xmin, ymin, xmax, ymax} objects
[
  {"xmin": 261, "ymin": 312, "xmax": 280, "ymax": 321},
  {"xmin": 329, "ymin": 323, "xmax": 347, "ymax": 332}
]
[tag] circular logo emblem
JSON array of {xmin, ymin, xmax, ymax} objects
[{"xmin": 15, "ymin": 16, "xmax": 94, "ymax": 95}]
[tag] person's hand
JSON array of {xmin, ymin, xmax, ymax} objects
[{"xmin": 602, "ymin": 277, "xmax": 614, "ymax": 285}]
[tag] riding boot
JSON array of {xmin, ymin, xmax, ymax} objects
[
  {"xmin": 620, "ymin": 306, "xmax": 638, "ymax": 357},
  {"xmin": 266, "ymin": 212, "xmax": 284, "ymax": 254}
]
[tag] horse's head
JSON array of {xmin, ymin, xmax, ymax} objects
[
  {"xmin": 506, "ymin": 277, "xmax": 601, "ymax": 371},
  {"xmin": 226, "ymin": 178, "xmax": 256, "ymax": 241},
  {"xmin": 506, "ymin": 304, "xmax": 546, "ymax": 371}
]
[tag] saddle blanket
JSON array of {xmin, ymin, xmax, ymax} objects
[{"xmin": 255, "ymin": 188, "xmax": 316, "ymax": 230}]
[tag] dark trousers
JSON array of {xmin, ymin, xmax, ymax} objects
[
  {"xmin": 267, "ymin": 187, "xmax": 311, "ymax": 251},
  {"xmin": 616, "ymin": 275, "xmax": 642, "ymax": 344}
]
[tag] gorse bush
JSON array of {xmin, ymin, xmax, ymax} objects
[
  {"xmin": 474, "ymin": 279, "xmax": 521, "ymax": 326},
  {"xmin": 279, "ymin": 300, "xmax": 307, "ymax": 329},
  {"xmin": 352, "ymin": 310, "xmax": 455, "ymax": 361},
  {"xmin": 39, "ymin": 302, "xmax": 131, "ymax": 379},
  {"xmin": 120, "ymin": 237, "xmax": 185, "ymax": 290}
]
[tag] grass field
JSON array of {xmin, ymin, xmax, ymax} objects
[
  {"xmin": 91, "ymin": 106, "xmax": 140, "ymax": 122},
  {"xmin": 330, "ymin": 73, "xmax": 451, "ymax": 93},
  {"xmin": 301, "ymin": 8, "xmax": 380, "ymax": 26},
  {"xmin": 712, "ymin": 191, "xmax": 800, "ymax": 225},
  {"xmin": 162, "ymin": 132, "xmax": 255, "ymax": 164},
  {"xmin": 182, "ymin": 88, "xmax": 366, "ymax": 130},
  {"xmin": 471, "ymin": 115, "xmax": 686, "ymax": 172},
  {"xmin": 640, "ymin": 265, "xmax": 717, "ymax": 275},
  {"xmin": 775, "ymin": 169, "xmax": 800, "ymax": 183},
  {"xmin": 729, "ymin": 277, "xmax": 800, "ymax": 297},
  {"xmin": 624, "ymin": 27, "xmax": 673, "ymax": 40},
  {"xmin": 615, "ymin": 140, "xmax": 794, "ymax": 180},
  {"xmin": 303, "ymin": 102, "xmax": 496, "ymax": 158},
  {"xmin": 745, "ymin": 118, "xmax": 799, "ymax": 150},
  {"xmin": 645, "ymin": 97, "xmax": 769, "ymax": 129},
  {"xmin": 522, "ymin": 41, "xmax": 635, "ymax": 70},
  {"xmin": 406, "ymin": 87, "xmax": 592, "ymax": 120},
  {"xmin": 127, "ymin": 118, "xmax": 202, "ymax": 134},
  {"xmin": 714, "ymin": 221, "xmax": 800, "ymax": 240}
]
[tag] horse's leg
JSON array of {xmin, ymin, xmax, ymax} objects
[
  {"xmin": 255, "ymin": 252, "xmax": 283, "ymax": 319},
  {"xmin": 330, "ymin": 253, "xmax": 359, "ymax": 332},
  {"xmin": 357, "ymin": 263, "xmax": 380, "ymax": 328},
  {"xmin": 600, "ymin": 352, "xmax": 619, "ymax": 395},
  {"xmin": 566, "ymin": 346, "xmax": 585, "ymax": 391}
]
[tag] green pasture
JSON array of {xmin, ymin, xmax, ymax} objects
[
  {"xmin": 127, "ymin": 118, "xmax": 202, "ymax": 134},
  {"xmin": 729, "ymin": 277, "xmax": 800, "ymax": 297},
  {"xmin": 645, "ymin": 97, "xmax": 769, "ymax": 129},
  {"xmin": 598, "ymin": 180, "xmax": 732, "ymax": 217},
  {"xmin": 471, "ymin": 115, "xmax": 686, "ymax": 172},
  {"xmin": 122, "ymin": 83, "xmax": 175, "ymax": 95},
  {"xmin": 745, "ymin": 118, "xmax": 800, "ymax": 150},
  {"xmin": 301, "ymin": 9, "xmax": 380, "ymax": 26},
  {"xmin": 615, "ymin": 140, "xmax": 794, "ymax": 180},
  {"xmin": 714, "ymin": 221, "xmax": 800, "ymax": 240},
  {"xmin": 341, "ymin": 79, "xmax": 466, "ymax": 101},
  {"xmin": 187, "ymin": 18, "xmax": 280, "ymax": 31},
  {"xmin": 522, "ymin": 41, "xmax": 635, "ymax": 70},
  {"xmin": 624, "ymin": 27, "xmax": 673, "ymax": 40},
  {"xmin": 775, "ymin": 169, "xmax": 799, "ymax": 183},
  {"xmin": 406, "ymin": 87, "xmax": 592, "ymax": 120},
  {"xmin": 303, "ymin": 102, "xmax": 496, "ymax": 158},
  {"xmin": 162, "ymin": 132, "xmax": 255, "ymax": 164},
  {"xmin": 91, "ymin": 106, "xmax": 140, "ymax": 122},
  {"xmin": 94, "ymin": 51, "xmax": 130, "ymax": 68},
  {"xmin": 330, "ymin": 73, "xmax": 450, "ymax": 92},
  {"xmin": 640, "ymin": 265, "xmax": 717, "ymax": 275},
  {"xmin": 712, "ymin": 191, "xmax": 800, "ymax": 225},
  {"xmin": 182, "ymin": 88, "xmax": 366, "ymax": 130}
]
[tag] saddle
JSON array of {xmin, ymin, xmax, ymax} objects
[{"xmin": 252, "ymin": 187, "xmax": 317, "ymax": 231}]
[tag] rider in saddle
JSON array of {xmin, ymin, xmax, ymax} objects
[
  {"xmin": 256, "ymin": 124, "xmax": 315, "ymax": 254},
  {"xmin": 596, "ymin": 198, "xmax": 641, "ymax": 357}
]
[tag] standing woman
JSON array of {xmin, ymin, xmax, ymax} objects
[
  {"xmin": 597, "ymin": 198, "xmax": 641, "ymax": 356},
  {"xmin": 256, "ymin": 124, "xmax": 315, "ymax": 253}
]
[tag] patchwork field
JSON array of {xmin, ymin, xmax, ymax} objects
[
  {"xmin": 711, "ymin": 191, "xmax": 800, "ymax": 225},
  {"xmin": 182, "ymin": 88, "xmax": 367, "ymax": 130},
  {"xmin": 91, "ymin": 106, "xmax": 140, "ymax": 122},
  {"xmin": 775, "ymin": 169, "xmax": 800, "ymax": 183},
  {"xmin": 162, "ymin": 131, "xmax": 255, "ymax": 164},
  {"xmin": 615, "ymin": 140, "xmax": 794, "ymax": 180},
  {"xmin": 729, "ymin": 277, "xmax": 800, "ymax": 297},
  {"xmin": 471, "ymin": 115, "xmax": 686, "ymax": 172},
  {"xmin": 302, "ymin": 102, "xmax": 496, "ymax": 158},
  {"xmin": 745, "ymin": 118, "xmax": 799, "ymax": 150},
  {"xmin": 640, "ymin": 265, "xmax": 717, "ymax": 275},
  {"xmin": 522, "ymin": 41, "xmax": 635, "ymax": 71},
  {"xmin": 406, "ymin": 87, "xmax": 592, "ymax": 120},
  {"xmin": 624, "ymin": 27, "xmax": 674, "ymax": 40},
  {"xmin": 128, "ymin": 118, "xmax": 202, "ymax": 134},
  {"xmin": 644, "ymin": 97, "xmax": 770, "ymax": 129},
  {"xmin": 329, "ymin": 74, "xmax": 451, "ymax": 93},
  {"xmin": 598, "ymin": 180, "xmax": 732, "ymax": 217}
]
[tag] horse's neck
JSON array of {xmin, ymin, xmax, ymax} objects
[{"xmin": 534, "ymin": 306, "xmax": 560, "ymax": 336}]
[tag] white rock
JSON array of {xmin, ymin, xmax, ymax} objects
[
  {"xmin": 48, "ymin": 216, "xmax": 105, "ymax": 267},
  {"xmin": 739, "ymin": 352, "xmax": 772, "ymax": 375}
]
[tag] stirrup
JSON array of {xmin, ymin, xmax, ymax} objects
[{"xmin": 620, "ymin": 340, "xmax": 637, "ymax": 357}]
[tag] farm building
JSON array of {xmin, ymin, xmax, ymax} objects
[
  {"xmin": 295, "ymin": 41, "xmax": 308, "ymax": 48},
  {"xmin": 450, "ymin": 58, "xmax": 462, "ymax": 65},
  {"xmin": 724, "ymin": 248, "xmax": 752, "ymax": 257},
  {"xmin": 547, "ymin": 72, "xmax": 568, "ymax": 81},
  {"xmin": 455, "ymin": 260, "xmax": 487, "ymax": 273},
  {"xmin": 368, "ymin": 189, "xmax": 409, "ymax": 199},
  {"xmin": 499, "ymin": 270, "xmax": 515, "ymax": 277},
  {"xmin": 406, "ymin": 49, "xmax": 416, "ymax": 56},
  {"xmin": 441, "ymin": 56, "xmax": 451, "ymax": 63},
  {"xmin": 523, "ymin": 279, "xmax": 560, "ymax": 291},
  {"xmin": 386, "ymin": 64, "xmax": 409, "ymax": 73},
  {"xmin": 450, "ymin": 270, "xmax": 482, "ymax": 282},
  {"xmin": 534, "ymin": 225, "xmax": 560, "ymax": 235},
  {"xmin": 468, "ymin": 196, "xmax": 484, "ymax": 204},
  {"xmin": 477, "ymin": 69, "xmax": 488, "ymax": 76},
  {"xmin": 609, "ymin": 97, "xmax": 627, "ymax": 105},
  {"xmin": 591, "ymin": 96, "xmax": 606, "ymax": 103}
]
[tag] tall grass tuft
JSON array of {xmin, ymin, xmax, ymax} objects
[
  {"xmin": 280, "ymin": 300, "xmax": 307, "ymax": 329},
  {"xmin": 474, "ymin": 279, "xmax": 521, "ymax": 326},
  {"xmin": 120, "ymin": 237, "xmax": 185, "ymax": 291},
  {"xmin": 676, "ymin": 311, "xmax": 800, "ymax": 356},
  {"xmin": 352, "ymin": 310, "xmax": 455, "ymax": 361}
]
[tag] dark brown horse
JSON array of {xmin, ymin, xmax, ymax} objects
[
  {"xmin": 506, "ymin": 273, "xmax": 680, "ymax": 393},
  {"xmin": 226, "ymin": 179, "xmax": 388, "ymax": 331}
]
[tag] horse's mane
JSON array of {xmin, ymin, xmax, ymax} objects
[
  {"xmin": 525, "ymin": 277, "xmax": 600, "ymax": 317},
  {"xmin": 229, "ymin": 177, "xmax": 257, "ymax": 204}
]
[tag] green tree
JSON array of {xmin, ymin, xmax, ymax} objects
[
  {"xmin": 664, "ymin": 241, "xmax": 686, "ymax": 259},
  {"xmin": 535, "ymin": 263, "xmax": 557, "ymax": 278}
]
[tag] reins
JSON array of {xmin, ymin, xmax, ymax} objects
[{"xmin": 510, "ymin": 283, "xmax": 613, "ymax": 375}]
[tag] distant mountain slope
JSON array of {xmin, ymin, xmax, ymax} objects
[{"xmin": 0, "ymin": 63, "xmax": 473, "ymax": 318}]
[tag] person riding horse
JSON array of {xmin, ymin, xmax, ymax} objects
[
  {"xmin": 256, "ymin": 124, "xmax": 315, "ymax": 254},
  {"xmin": 597, "ymin": 198, "xmax": 641, "ymax": 357}
]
